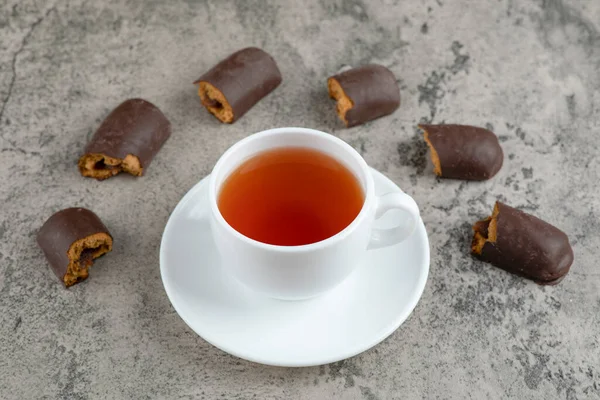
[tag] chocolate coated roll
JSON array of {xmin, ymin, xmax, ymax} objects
[
  {"xmin": 37, "ymin": 208, "xmax": 113, "ymax": 287},
  {"xmin": 78, "ymin": 98, "xmax": 171, "ymax": 180},
  {"xmin": 419, "ymin": 124, "xmax": 503, "ymax": 180},
  {"xmin": 327, "ymin": 64, "xmax": 400, "ymax": 127},
  {"xmin": 471, "ymin": 202, "xmax": 574, "ymax": 285},
  {"xmin": 194, "ymin": 47, "xmax": 282, "ymax": 123}
]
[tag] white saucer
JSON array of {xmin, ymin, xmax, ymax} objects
[{"xmin": 160, "ymin": 168, "xmax": 430, "ymax": 367}]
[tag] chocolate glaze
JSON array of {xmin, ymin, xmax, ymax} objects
[
  {"xmin": 473, "ymin": 202, "xmax": 574, "ymax": 285},
  {"xmin": 328, "ymin": 64, "xmax": 400, "ymax": 127},
  {"xmin": 194, "ymin": 47, "xmax": 282, "ymax": 122},
  {"xmin": 420, "ymin": 124, "xmax": 503, "ymax": 180},
  {"xmin": 36, "ymin": 208, "xmax": 112, "ymax": 285},
  {"xmin": 82, "ymin": 98, "xmax": 171, "ymax": 171}
]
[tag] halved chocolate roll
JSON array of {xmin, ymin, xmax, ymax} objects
[
  {"xmin": 78, "ymin": 98, "xmax": 171, "ymax": 180},
  {"xmin": 194, "ymin": 47, "xmax": 282, "ymax": 123},
  {"xmin": 327, "ymin": 64, "xmax": 400, "ymax": 127},
  {"xmin": 419, "ymin": 124, "xmax": 503, "ymax": 180},
  {"xmin": 471, "ymin": 202, "xmax": 574, "ymax": 285},
  {"xmin": 37, "ymin": 208, "xmax": 113, "ymax": 287}
]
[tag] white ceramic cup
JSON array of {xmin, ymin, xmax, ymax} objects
[{"xmin": 208, "ymin": 127, "xmax": 420, "ymax": 300}]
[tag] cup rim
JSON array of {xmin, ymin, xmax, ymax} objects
[{"xmin": 208, "ymin": 127, "xmax": 375, "ymax": 253}]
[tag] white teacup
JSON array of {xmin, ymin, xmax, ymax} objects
[{"xmin": 208, "ymin": 127, "xmax": 420, "ymax": 300}]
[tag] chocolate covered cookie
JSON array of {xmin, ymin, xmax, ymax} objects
[
  {"xmin": 194, "ymin": 47, "xmax": 282, "ymax": 123},
  {"xmin": 471, "ymin": 202, "xmax": 574, "ymax": 285},
  {"xmin": 37, "ymin": 208, "xmax": 113, "ymax": 287},
  {"xmin": 78, "ymin": 98, "xmax": 171, "ymax": 180},
  {"xmin": 328, "ymin": 64, "xmax": 400, "ymax": 127},
  {"xmin": 419, "ymin": 124, "xmax": 503, "ymax": 180}
]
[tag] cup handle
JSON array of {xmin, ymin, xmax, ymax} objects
[{"xmin": 367, "ymin": 191, "xmax": 420, "ymax": 250}]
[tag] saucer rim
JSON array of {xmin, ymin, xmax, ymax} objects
[{"xmin": 159, "ymin": 167, "xmax": 430, "ymax": 367}]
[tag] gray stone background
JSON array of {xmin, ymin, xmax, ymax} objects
[{"xmin": 1, "ymin": 0, "xmax": 599, "ymax": 399}]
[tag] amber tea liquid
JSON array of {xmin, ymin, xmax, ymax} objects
[{"xmin": 217, "ymin": 147, "xmax": 364, "ymax": 246}]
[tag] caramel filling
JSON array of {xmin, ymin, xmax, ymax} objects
[
  {"xmin": 327, "ymin": 77, "xmax": 354, "ymax": 126},
  {"xmin": 78, "ymin": 153, "xmax": 142, "ymax": 180},
  {"xmin": 64, "ymin": 232, "xmax": 113, "ymax": 287},
  {"xmin": 471, "ymin": 203, "xmax": 499, "ymax": 254},
  {"xmin": 198, "ymin": 82, "xmax": 234, "ymax": 123},
  {"xmin": 419, "ymin": 125, "xmax": 442, "ymax": 177}
]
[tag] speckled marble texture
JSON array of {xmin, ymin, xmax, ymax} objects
[{"xmin": 1, "ymin": 0, "xmax": 599, "ymax": 399}]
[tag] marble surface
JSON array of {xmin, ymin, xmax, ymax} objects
[{"xmin": 1, "ymin": 0, "xmax": 599, "ymax": 398}]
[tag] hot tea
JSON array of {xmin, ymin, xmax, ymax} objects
[{"xmin": 218, "ymin": 147, "xmax": 364, "ymax": 246}]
